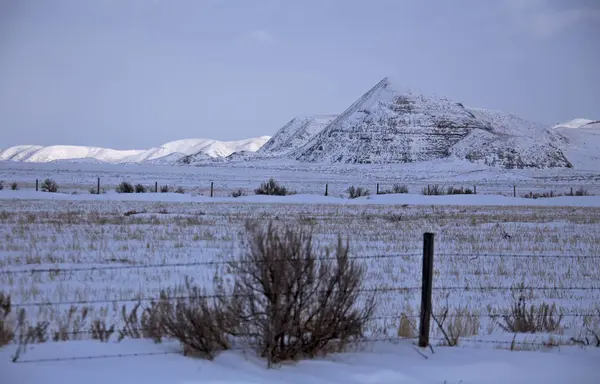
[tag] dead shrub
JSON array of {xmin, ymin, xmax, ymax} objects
[
  {"xmin": 380, "ymin": 184, "xmax": 409, "ymax": 194},
  {"xmin": 41, "ymin": 178, "xmax": 58, "ymax": 193},
  {"xmin": 134, "ymin": 184, "xmax": 147, "ymax": 193},
  {"xmin": 432, "ymin": 296, "xmax": 480, "ymax": 346},
  {"xmin": 572, "ymin": 309, "xmax": 600, "ymax": 347},
  {"xmin": 117, "ymin": 287, "xmax": 235, "ymax": 360},
  {"xmin": 231, "ymin": 188, "xmax": 247, "ymax": 198},
  {"xmin": 90, "ymin": 320, "xmax": 115, "ymax": 342},
  {"xmin": 174, "ymin": 186, "xmax": 185, "ymax": 194},
  {"xmin": 574, "ymin": 187, "xmax": 589, "ymax": 196},
  {"xmin": 116, "ymin": 181, "xmax": 134, "ymax": 193},
  {"xmin": 0, "ymin": 293, "xmax": 14, "ymax": 346},
  {"xmin": 160, "ymin": 185, "xmax": 169, "ymax": 193},
  {"xmin": 11, "ymin": 182, "xmax": 18, "ymax": 191},
  {"xmin": 346, "ymin": 186, "xmax": 370, "ymax": 199},
  {"xmin": 422, "ymin": 184, "xmax": 444, "ymax": 195},
  {"xmin": 446, "ymin": 186, "xmax": 474, "ymax": 195},
  {"xmin": 499, "ymin": 289, "xmax": 563, "ymax": 333},
  {"xmin": 158, "ymin": 281, "xmax": 236, "ymax": 359},
  {"xmin": 255, "ymin": 178, "xmax": 290, "ymax": 196},
  {"xmin": 230, "ymin": 220, "xmax": 375, "ymax": 365}
]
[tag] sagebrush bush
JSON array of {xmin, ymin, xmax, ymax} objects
[
  {"xmin": 231, "ymin": 221, "xmax": 375, "ymax": 364},
  {"xmin": 160, "ymin": 185, "xmax": 169, "ymax": 193},
  {"xmin": 41, "ymin": 178, "xmax": 58, "ymax": 193},
  {"xmin": 499, "ymin": 291, "xmax": 563, "ymax": 333},
  {"xmin": 231, "ymin": 188, "xmax": 246, "ymax": 198},
  {"xmin": 346, "ymin": 186, "xmax": 370, "ymax": 199},
  {"xmin": 422, "ymin": 184, "xmax": 444, "ymax": 196},
  {"xmin": 10, "ymin": 182, "xmax": 18, "ymax": 191},
  {"xmin": 575, "ymin": 187, "xmax": 589, "ymax": 196},
  {"xmin": 254, "ymin": 178, "xmax": 289, "ymax": 196},
  {"xmin": 522, "ymin": 191, "xmax": 559, "ymax": 199},
  {"xmin": 379, "ymin": 184, "xmax": 409, "ymax": 195},
  {"xmin": 174, "ymin": 186, "xmax": 185, "ymax": 194},
  {"xmin": 116, "ymin": 181, "xmax": 134, "ymax": 193},
  {"xmin": 0, "ymin": 181, "xmax": 3, "ymax": 191},
  {"xmin": 134, "ymin": 184, "xmax": 147, "ymax": 193}
]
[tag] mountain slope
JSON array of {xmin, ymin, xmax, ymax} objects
[
  {"xmin": 0, "ymin": 136, "xmax": 271, "ymax": 164},
  {"xmin": 259, "ymin": 115, "xmax": 338, "ymax": 156},
  {"xmin": 553, "ymin": 118, "xmax": 599, "ymax": 129},
  {"xmin": 553, "ymin": 119, "xmax": 600, "ymax": 170},
  {"xmin": 294, "ymin": 77, "xmax": 571, "ymax": 168}
]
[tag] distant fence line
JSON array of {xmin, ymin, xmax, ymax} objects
[{"xmin": 2, "ymin": 177, "xmax": 595, "ymax": 198}]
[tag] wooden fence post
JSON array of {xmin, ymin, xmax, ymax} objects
[
  {"xmin": 155, "ymin": 182, "xmax": 158, "ymax": 193},
  {"xmin": 97, "ymin": 178, "xmax": 100, "ymax": 195},
  {"xmin": 513, "ymin": 185, "xmax": 516, "ymax": 198},
  {"xmin": 474, "ymin": 185, "xmax": 477, "ymax": 195},
  {"xmin": 376, "ymin": 183, "xmax": 380, "ymax": 195},
  {"xmin": 210, "ymin": 182, "xmax": 214, "ymax": 198},
  {"xmin": 418, "ymin": 232, "xmax": 435, "ymax": 348},
  {"xmin": 36, "ymin": 179, "xmax": 39, "ymax": 192},
  {"xmin": 571, "ymin": 187, "xmax": 573, "ymax": 196},
  {"xmin": 325, "ymin": 183, "xmax": 328, "ymax": 197}
]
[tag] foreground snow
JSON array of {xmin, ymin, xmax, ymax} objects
[
  {"xmin": 2, "ymin": 339, "xmax": 598, "ymax": 384},
  {"xmin": 2, "ymin": 189, "xmax": 600, "ymax": 207}
]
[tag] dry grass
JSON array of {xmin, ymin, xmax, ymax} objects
[
  {"xmin": 499, "ymin": 287, "xmax": 563, "ymax": 334},
  {"xmin": 1, "ymin": 199, "xmax": 599, "ymax": 357}
]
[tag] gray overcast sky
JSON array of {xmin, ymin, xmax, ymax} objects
[{"xmin": 1, "ymin": 0, "xmax": 599, "ymax": 149}]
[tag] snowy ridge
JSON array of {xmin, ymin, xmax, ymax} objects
[
  {"xmin": 259, "ymin": 114, "xmax": 338, "ymax": 156},
  {"xmin": 553, "ymin": 118, "xmax": 600, "ymax": 129},
  {"xmin": 553, "ymin": 119, "xmax": 600, "ymax": 170},
  {"xmin": 0, "ymin": 136, "xmax": 271, "ymax": 164}
]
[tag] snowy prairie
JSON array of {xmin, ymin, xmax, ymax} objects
[{"xmin": 1, "ymin": 165, "xmax": 600, "ymax": 383}]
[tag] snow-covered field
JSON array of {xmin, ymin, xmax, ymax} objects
[
  {"xmin": 2, "ymin": 159, "xmax": 600, "ymax": 198},
  {"xmin": 1, "ymin": 163, "xmax": 600, "ymax": 383}
]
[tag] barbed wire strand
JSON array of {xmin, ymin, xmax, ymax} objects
[
  {"xmin": 3, "ymin": 252, "xmax": 599, "ymax": 277},
  {"xmin": 0, "ymin": 253, "xmax": 423, "ymax": 276},
  {"xmin": 11, "ymin": 284, "xmax": 600, "ymax": 309}
]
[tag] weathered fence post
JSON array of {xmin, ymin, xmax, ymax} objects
[
  {"xmin": 427, "ymin": 185, "xmax": 430, "ymax": 195},
  {"xmin": 325, "ymin": 183, "xmax": 328, "ymax": 197},
  {"xmin": 376, "ymin": 183, "xmax": 380, "ymax": 195},
  {"xmin": 36, "ymin": 179, "xmax": 39, "ymax": 192},
  {"xmin": 474, "ymin": 185, "xmax": 477, "ymax": 195},
  {"xmin": 210, "ymin": 182, "xmax": 214, "ymax": 198},
  {"xmin": 97, "ymin": 178, "xmax": 100, "ymax": 195},
  {"xmin": 513, "ymin": 185, "xmax": 516, "ymax": 198},
  {"xmin": 571, "ymin": 187, "xmax": 573, "ymax": 196},
  {"xmin": 155, "ymin": 182, "xmax": 158, "ymax": 193},
  {"xmin": 418, "ymin": 232, "xmax": 435, "ymax": 348}
]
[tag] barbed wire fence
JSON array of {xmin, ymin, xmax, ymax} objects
[
  {"xmin": 3, "ymin": 233, "xmax": 600, "ymax": 363},
  {"xmin": 4, "ymin": 176, "xmax": 597, "ymax": 198}
]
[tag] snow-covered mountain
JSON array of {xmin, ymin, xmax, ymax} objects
[
  {"xmin": 0, "ymin": 137, "xmax": 271, "ymax": 164},
  {"xmin": 552, "ymin": 118, "xmax": 600, "ymax": 170},
  {"xmin": 292, "ymin": 77, "xmax": 571, "ymax": 168},
  {"xmin": 258, "ymin": 115, "xmax": 338, "ymax": 156},
  {"xmin": 553, "ymin": 118, "xmax": 599, "ymax": 130}
]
